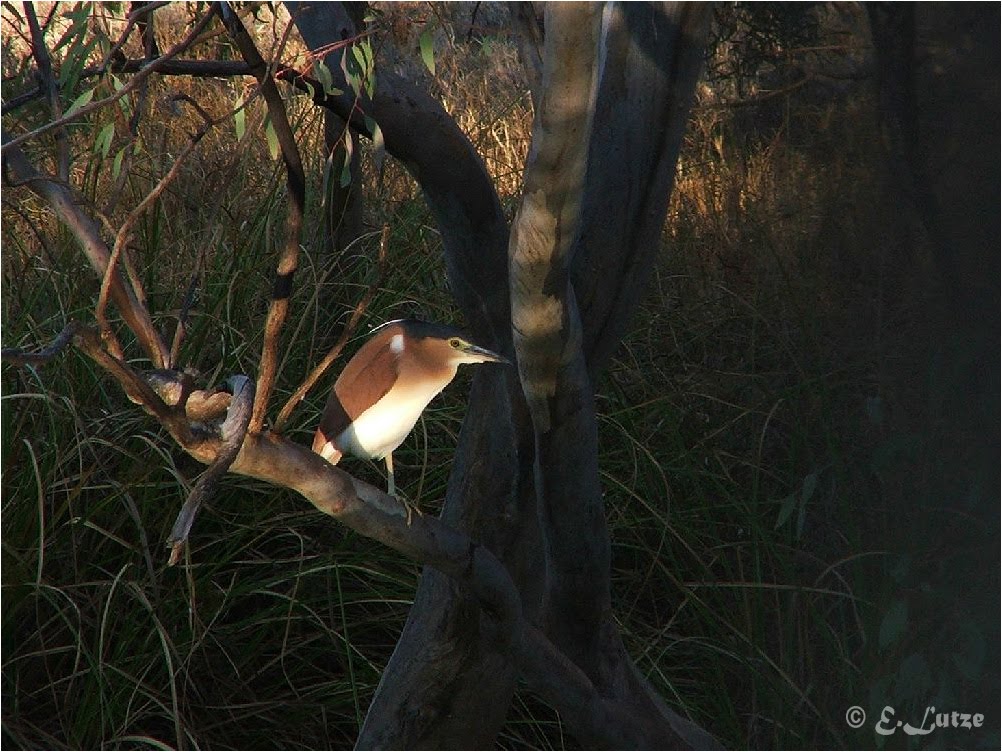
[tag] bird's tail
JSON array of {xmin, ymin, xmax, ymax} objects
[{"xmin": 312, "ymin": 430, "xmax": 343, "ymax": 465}]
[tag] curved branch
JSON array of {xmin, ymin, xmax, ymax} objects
[
  {"xmin": 571, "ymin": 3, "xmax": 711, "ymax": 378},
  {"xmin": 1, "ymin": 321, "xmax": 78, "ymax": 366},
  {"xmin": 509, "ymin": 2, "xmax": 601, "ymax": 432},
  {"xmin": 288, "ymin": 2, "xmax": 510, "ymax": 339},
  {"xmin": 273, "ymin": 225, "xmax": 389, "ymax": 433},
  {"xmin": 509, "ymin": 1, "xmax": 545, "ymax": 111},
  {"xmin": 23, "ymin": 2, "xmax": 69, "ymax": 180}
]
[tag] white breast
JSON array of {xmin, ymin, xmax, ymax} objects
[{"xmin": 335, "ymin": 380, "xmax": 444, "ymax": 460}]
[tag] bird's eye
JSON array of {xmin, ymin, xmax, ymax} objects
[{"xmin": 449, "ymin": 337, "xmax": 463, "ymax": 349}]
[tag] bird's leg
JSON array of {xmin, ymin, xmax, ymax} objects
[
  {"xmin": 385, "ymin": 452, "xmax": 396, "ymax": 497},
  {"xmin": 384, "ymin": 453, "xmax": 421, "ymax": 525}
]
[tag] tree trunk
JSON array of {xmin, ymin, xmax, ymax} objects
[{"xmin": 290, "ymin": 3, "xmax": 714, "ymax": 747}]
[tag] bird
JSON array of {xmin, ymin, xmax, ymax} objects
[{"xmin": 312, "ymin": 318, "xmax": 508, "ymax": 505}]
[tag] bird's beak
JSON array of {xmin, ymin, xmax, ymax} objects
[{"xmin": 464, "ymin": 343, "xmax": 510, "ymax": 365}]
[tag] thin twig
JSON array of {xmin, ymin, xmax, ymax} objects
[
  {"xmin": 2, "ymin": 59, "xmax": 254, "ymax": 117},
  {"xmin": 1, "ymin": 85, "xmax": 43, "ymax": 115},
  {"xmin": 93, "ymin": 105, "xmax": 213, "ymax": 361},
  {"xmin": 93, "ymin": 1, "xmax": 170, "ymax": 74},
  {"xmin": 1, "ymin": 5, "xmax": 216, "ymax": 155},
  {"xmin": 169, "ymin": 245, "xmax": 208, "ymax": 369},
  {"xmin": 274, "ymin": 226, "xmax": 391, "ymax": 433},
  {"xmin": 1, "ymin": 321, "xmax": 79, "ymax": 366},
  {"xmin": 217, "ymin": 1, "xmax": 306, "ymax": 434},
  {"xmin": 23, "ymin": 2, "xmax": 69, "ymax": 180}
]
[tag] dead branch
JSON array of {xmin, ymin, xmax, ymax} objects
[
  {"xmin": 23, "ymin": 2, "xmax": 69, "ymax": 180},
  {"xmin": 167, "ymin": 374, "xmax": 254, "ymax": 566},
  {"xmin": 274, "ymin": 225, "xmax": 390, "ymax": 433},
  {"xmin": 72, "ymin": 326, "xmax": 191, "ymax": 445},
  {"xmin": 59, "ymin": 333, "xmax": 689, "ymax": 747},
  {"xmin": 509, "ymin": 4, "xmax": 601, "ymax": 433},
  {"xmin": 218, "ymin": 1, "xmax": 306, "ymax": 434},
  {"xmin": 169, "ymin": 246, "xmax": 207, "ymax": 369},
  {"xmin": 2, "ymin": 59, "xmax": 252, "ymax": 117},
  {"xmin": 1, "ymin": 321, "xmax": 79, "ymax": 366},
  {"xmin": 94, "ymin": 1, "xmax": 171, "ymax": 73}
]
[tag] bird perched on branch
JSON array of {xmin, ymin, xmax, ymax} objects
[{"xmin": 313, "ymin": 318, "xmax": 508, "ymax": 505}]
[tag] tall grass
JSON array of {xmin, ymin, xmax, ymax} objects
[{"xmin": 3, "ymin": 7, "xmax": 996, "ymax": 750}]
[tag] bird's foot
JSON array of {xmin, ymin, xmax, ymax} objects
[{"xmin": 400, "ymin": 496, "xmax": 423, "ymax": 526}]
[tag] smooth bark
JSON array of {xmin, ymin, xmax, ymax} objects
[{"xmin": 572, "ymin": 3, "xmax": 712, "ymax": 377}]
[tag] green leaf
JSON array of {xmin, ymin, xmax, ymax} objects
[
  {"xmin": 800, "ymin": 472, "xmax": 817, "ymax": 504},
  {"xmin": 234, "ymin": 95, "xmax": 246, "ymax": 141},
  {"xmin": 112, "ymin": 146, "xmax": 126, "ymax": 179},
  {"xmin": 351, "ymin": 44, "xmax": 367, "ymax": 75},
  {"xmin": 878, "ymin": 599, "xmax": 908, "ymax": 651},
  {"xmin": 358, "ymin": 39, "xmax": 376, "ymax": 98},
  {"xmin": 340, "ymin": 48, "xmax": 362, "ymax": 96},
  {"xmin": 774, "ymin": 493, "xmax": 797, "ymax": 529},
  {"xmin": 775, "ymin": 472, "xmax": 817, "ymax": 533},
  {"xmin": 371, "ymin": 120, "xmax": 385, "ymax": 173},
  {"xmin": 315, "ymin": 60, "xmax": 334, "ymax": 94},
  {"xmin": 795, "ymin": 471, "xmax": 817, "ymax": 538},
  {"xmin": 368, "ymin": 118, "xmax": 384, "ymax": 151},
  {"xmin": 339, "ymin": 128, "xmax": 354, "ymax": 188},
  {"xmin": 419, "ymin": 26, "xmax": 436, "ymax": 76},
  {"xmin": 265, "ymin": 119, "xmax": 279, "ymax": 161},
  {"xmin": 65, "ymin": 87, "xmax": 95, "ymax": 116},
  {"xmin": 320, "ymin": 148, "xmax": 334, "ymax": 208},
  {"xmin": 95, "ymin": 122, "xmax": 115, "ymax": 158}
]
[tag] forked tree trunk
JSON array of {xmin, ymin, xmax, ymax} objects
[{"xmin": 293, "ymin": 2, "xmax": 713, "ymax": 748}]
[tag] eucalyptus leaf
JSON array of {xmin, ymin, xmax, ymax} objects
[
  {"xmin": 234, "ymin": 95, "xmax": 246, "ymax": 141},
  {"xmin": 112, "ymin": 146, "xmax": 126, "ymax": 179},
  {"xmin": 420, "ymin": 26, "xmax": 436, "ymax": 76},
  {"xmin": 96, "ymin": 122, "xmax": 115, "ymax": 159},
  {"xmin": 65, "ymin": 87, "xmax": 95, "ymax": 116},
  {"xmin": 265, "ymin": 119, "xmax": 279, "ymax": 161}
]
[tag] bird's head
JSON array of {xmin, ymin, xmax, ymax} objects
[{"xmin": 385, "ymin": 319, "xmax": 510, "ymax": 368}]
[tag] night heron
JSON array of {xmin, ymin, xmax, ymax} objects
[{"xmin": 312, "ymin": 318, "xmax": 508, "ymax": 499}]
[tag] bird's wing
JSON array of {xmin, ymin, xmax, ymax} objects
[{"xmin": 313, "ymin": 330, "xmax": 401, "ymax": 455}]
